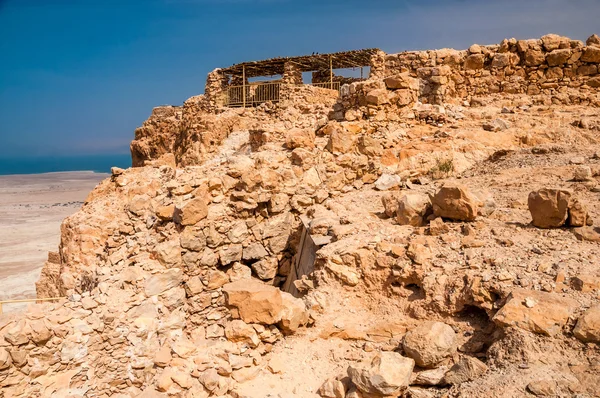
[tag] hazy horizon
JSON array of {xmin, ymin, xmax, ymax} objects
[{"xmin": 1, "ymin": 0, "xmax": 599, "ymax": 158}]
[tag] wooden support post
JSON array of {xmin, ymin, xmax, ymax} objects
[
  {"xmin": 361, "ymin": 67, "xmax": 363, "ymax": 80},
  {"xmin": 242, "ymin": 65, "xmax": 246, "ymax": 108},
  {"xmin": 329, "ymin": 56, "xmax": 333, "ymax": 89},
  {"xmin": 0, "ymin": 302, "xmax": 3, "ymax": 314}
]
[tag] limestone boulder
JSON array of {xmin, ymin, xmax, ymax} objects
[
  {"xmin": 384, "ymin": 73, "xmax": 419, "ymax": 90},
  {"xmin": 251, "ymin": 257, "xmax": 278, "ymax": 280},
  {"xmin": 492, "ymin": 288, "xmax": 578, "ymax": 336},
  {"xmin": 546, "ymin": 49, "xmax": 571, "ymax": 66},
  {"xmin": 587, "ymin": 34, "xmax": 600, "ymax": 46},
  {"xmin": 403, "ymin": 321, "xmax": 457, "ymax": 368},
  {"xmin": 365, "ymin": 89, "xmax": 390, "ymax": 105},
  {"xmin": 223, "ymin": 279, "xmax": 284, "ymax": 325},
  {"xmin": 443, "ymin": 356, "xmax": 488, "ymax": 385},
  {"xmin": 347, "ymin": 352, "xmax": 414, "ymax": 396},
  {"xmin": 528, "ymin": 188, "xmax": 571, "ymax": 228},
  {"xmin": 432, "ymin": 184, "xmax": 479, "ymax": 221},
  {"xmin": 573, "ymin": 304, "xmax": 600, "ymax": 343},
  {"xmin": 396, "ymin": 193, "xmax": 432, "ymax": 227},
  {"xmin": 278, "ymin": 292, "xmax": 309, "ymax": 334},
  {"xmin": 154, "ymin": 239, "xmax": 182, "ymax": 268},
  {"xmin": 567, "ymin": 197, "xmax": 591, "ymax": 227}
]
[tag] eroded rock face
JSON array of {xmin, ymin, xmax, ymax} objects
[
  {"xmin": 403, "ymin": 321, "xmax": 457, "ymax": 368},
  {"xmin": 347, "ymin": 352, "xmax": 414, "ymax": 396},
  {"xmin": 443, "ymin": 356, "xmax": 488, "ymax": 385}
]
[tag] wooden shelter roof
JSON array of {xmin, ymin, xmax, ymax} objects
[{"xmin": 221, "ymin": 48, "xmax": 380, "ymax": 78}]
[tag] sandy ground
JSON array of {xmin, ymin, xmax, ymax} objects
[{"xmin": 0, "ymin": 172, "xmax": 107, "ymax": 311}]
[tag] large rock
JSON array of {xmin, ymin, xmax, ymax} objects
[
  {"xmin": 573, "ymin": 304, "xmax": 600, "ymax": 343},
  {"xmin": 528, "ymin": 188, "xmax": 571, "ymax": 228},
  {"xmin": 384, "ymin": 73, "xmax": 419, "ymax": 90},
  {"xmin": 347, "ymin": 352, "xmax": 414, "ymax": 396},
  {"xmin": 403, "ymin": 321, "xmax": 456, "ymax": 368},
  {"xmin": 222, "ymin": 279, "xmax": 283, "ymax": 325},
  {"xmin": 381, "ymin": 192, "xmax": 402, "ymax": 218},
  {"xmin": 432, "ymin": 184, "xmax": 479, "ymax": 221},
  {"xmin": 286, "ymin": 128, "xmax": 315, "ymax": 149},
  {"xmin": 174, "ymin": 195, "xmax": 208, "ymax": 226},
  {"xmin": 581, "ymin": 46, "xmax": 600, "ymax": 63},
  {"xmin": 567, "ymin": 197, "xmax": 591, "ymax": 227},
  {"xmin": 278, "ymin": 292, "xmax": 309, "ymax": 334},
  {"xmin": 374, "ymin": 174, "xmax": 402, "ymax": 191},
  {"xmin": 492, "ymin": 289, "xmax": 579, "ymax": 336},
  {"xmin": 443, "ymin": 356, "xmax": 488, "ymax": 385},
  {"xmin": 396, "ymin": 193, "xmax": 432, "ymax": 227}
]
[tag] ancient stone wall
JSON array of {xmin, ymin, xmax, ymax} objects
[{"xmin": 383, "ymin": 33, "xmax": 600, "ymax": 104}]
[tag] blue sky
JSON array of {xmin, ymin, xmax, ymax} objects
[{"xmin": 0, "ymin": 0, "xmax": 599, "ymax": 158}]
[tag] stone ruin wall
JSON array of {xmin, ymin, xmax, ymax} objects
[{"xmin": 381, "ymin": 33, "xmax": 600, "ymax": 105}]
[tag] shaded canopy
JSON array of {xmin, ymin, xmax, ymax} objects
[{"xmin": 221, "ymin": 48, "xmax": 380, "ymax": 78}]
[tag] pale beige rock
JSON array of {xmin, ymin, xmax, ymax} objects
[
  {"xmin": 225, "ymin": 320, "xmax": 260, "ymax": 348},
  {"xmin": 145, "ymin": 269, "xmax": 183, "ymax": 297},
  {"xmin": 154, "ymin": 240, "xmax": 182, "ymax": 268},
  {"xmin": 573, "ymin": 304, "xmax": 600, "ymax": 343},
  {"xmin": 403, "ymin": 321, "xmax": 456, "ymax": 368},
  {"xmin": 154, "ymin": 345, "xmax": 172, "ymax": 367},
  {"xmin": 492, "ymin": 289, "xmax": 579, "ymax": 336},
  {"xmin": 206, "ymin": 269, "xmax": 230, "ymax": 290},
  {"xmin": 381, "ymin": 192, "xmax": 402, "ymax": 218},
  {"xmin": 286, "ymin": 128, "xmax": 316, "ymax": 149},
  {"xmin": 251, "ymin": 257, "xmax": 278, "ymax": 280},
  {"xmin": 318, "ymin": 377, "xmax": 346, "ymax": 398},
  {"xmin": 528, "ymin": 188, "xmax": 571, "ymax": 228},
  {"xmin": 347, "ymin": 352, "xmax": 414, "ymax": 396}
]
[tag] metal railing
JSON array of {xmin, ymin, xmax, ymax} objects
[
  {"xmin": 0, "ymin": 297, "xmax": 65, "ymax": 314},
  {"xmin": 224, "ymin": 81, "xmax": 341, "ymax": 108},
  {"xmin": 226, "ymin": 82, "xmax": 281, "ymax": 107}
]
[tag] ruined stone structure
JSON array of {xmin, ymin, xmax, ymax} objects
[{"xmin": 2, "ymin": 34, "xmax": 600, "ymax": 398}]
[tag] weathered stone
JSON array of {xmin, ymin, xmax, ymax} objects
[
  {"xmin": 365, "ymin": 89, "xmax": 389, "ymax": 105},
  {"xmin": 154, "ymin": 345, "xmax": 172, "ymax": 367},
  {"xmin": 154, "ymin": 239, "xmax": 182, "ymax": 268},
  {"xmin": 527, "ymin": 379, "xmax": 558, "ymax": 396},
  {"xmin": 384, "ymin": 73, "xmax": 419, "ymax": 90},
  {"xmin": 286, "ymin": 128, "xmax": 316, "ymax": 149},
  {"xmin": 251, "ymin": 257, "xmax": 278, "ymax": 280},
  {"xmin": 278, "ymin": 292, "xmax": 309, "ymax": 334},
  {"xmin": 206, "ymin": 269, "xmax": 230, "ymax": 290},
  {"xmin": 546, "ymin": 49, "xmax": 571, "ymax": 66},
  {"xmin": 219, "ymin": 244, "xmax": 243, "ymax": 265},
  {"xmin": 492, "ymin": 288, "xmax": 578, "ymax": 336},
  {"xmin": 223, "ymin": 279, "xmax": 284, "ymax": 324},
  {"xmin": 174, "ymin": 196, "xmax": 209, "ymax": 226},
  {"xmin": 242, "ymin": 243, "xmax": 268, "ymax": 261},
  {"xmin": 374, "ymin": 173, "xmax": 402, "ymax": 191},
  {"xmin": 464, "ymin": 54, "xmax": 485, "ymax": 70},
  {"xmin": 381, "ymin": 192, "xmax": 402, "ymax": 218},
  {"xmin": 525, "ymin": 49, "xmax": 546, "ymax": 66},
  {"xmin": 347, "ymin": 352, "xmax": 414, "ymax": 396},
  {"xmin": 573, "ymin": 166, "xmax": 592, "ymax": 181},
  {"xmin": 581, "ymin": 46, "xmax": 600, "ymax": 63},
  {"xmin": 225, "ymin": 320, "xmax": 260, "ymax": 348},
  {"xmin": 396, "ymin": 193, "xmax": 432, "ymax": 227},
  {"xmin": 573, "ymin": 304, "xmax": 600, "ymax": 343},
  {"xmin": 156, "ymin": 204, "xmax": 175, "ymax": 221},
  {"xmin": 528, "ymin": 188, "xmax": 571, "ymax": 228},
  {"xmin": 568, "ymin": 197, "xmax": 590, "ymax": 227},
  {"xmin": 443, "ymin": 356, "xmax": 488, "ymax": 385},
  {"xmin": 412, "ymin": 367, "xmax": 448, "ymax": 386},
  {"xmin": 0, "ymin": 348, "xmax": 11, "ymax": 370},
  {"xmin": 145, "ymin": 269, "xmax": 183, "ymax": 297},
  {"xmin": 483, "ymin": 118, "xmax": 510, "ymax": 132},
  {"xmin": 318, "ymin": 378, "xmax": 345, "ymax": 398},
  {"xmin": 403, "ymin": 321, "xmax": 456, "ymax": 368},
  {"xmin": 432, "ymin": 184, "xmax": 479, "ymax": 221},
  {"xmin": 587, "ymin": 34, "xmax": 600, "ymax": 46}
]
